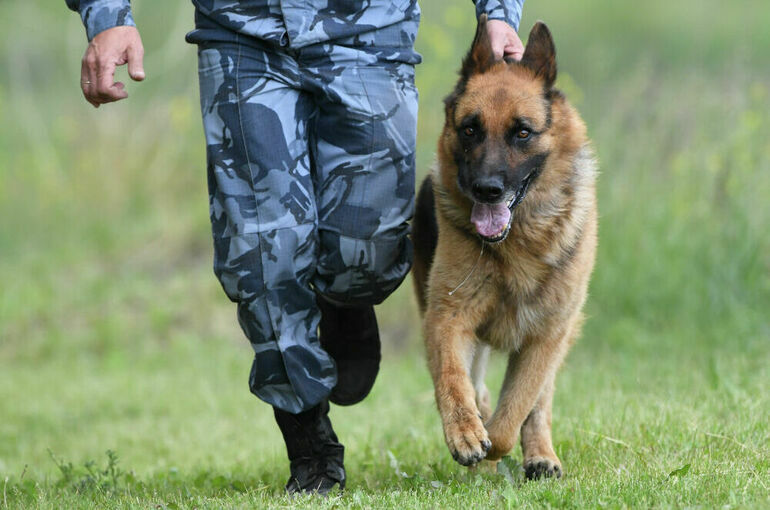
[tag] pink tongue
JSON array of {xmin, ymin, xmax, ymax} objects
[{"xmin": 471, "ymin": 202, "xmax": 511, "ymax": 238}]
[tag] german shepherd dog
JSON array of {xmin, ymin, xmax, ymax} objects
[{"xmin": 412, "ymin": 16, "xmax": 597, "ymax": 479}]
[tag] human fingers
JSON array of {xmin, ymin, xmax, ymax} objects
[
  {"xmin": 503, "ymin": 31, "xmax": 525, "ymax": 61},
  {"xmin": 489, "ymin": 36, "xmax": 506, "ymax": 61},
  {"xmin": 486, "ymin": 19, "xmax": 524, "ymax": 61},
  {"xmin": 95, "ymin": 57, "xmax": 128, "ymax": 103},
  {"xmin": 486, "ymin": 19, "xmax": 511, "ymax": 60},
  {"xmin": 80, "ymin": 47, "xmax": 100, "ymax": 108},
  {"xmin": 504, "ymin": 40, "xmax": 524, "ymax": 61},
  {"xmin": 126, "ymin": 41, "xmax": 145, "ymax": 82}
]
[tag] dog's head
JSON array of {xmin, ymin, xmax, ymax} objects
[{"xmin": 440, "ymin": 17, "xmax": 577, "ymax": 243}]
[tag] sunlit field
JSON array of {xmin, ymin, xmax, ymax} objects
[{"xmin": 0, "ymin": 1, "xmax": 768, "ymax": 508}]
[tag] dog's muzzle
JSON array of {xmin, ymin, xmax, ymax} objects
[{"xmin": 470, "ymin": 169, "xmax": 540, "ymax": 243}]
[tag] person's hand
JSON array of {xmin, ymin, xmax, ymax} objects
[
  {"xmin": 486, "ymin": 19, "xmax": 524, "ymax": 61},
  {"xmin": 80, "ymin": 26, "xmax": 145, "ymax": 108}
]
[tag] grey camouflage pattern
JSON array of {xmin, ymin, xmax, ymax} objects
[
  {"xmin": 67, "ymin": 1, "xmax": 524, "ymax": 46},
  {"xmin": 475, "ymin": 0, "xmax": 524, "ymax": 30},
  {"xmin": 65, "ymin": 0, "xmax": 135, "ymax": 41},
  {"xmin": 196, "ymin": 35, "xmax": 417, "ymax": 412}
]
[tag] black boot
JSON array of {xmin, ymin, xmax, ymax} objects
[
  {"xmin": 317, "ymin": 298, "xmax": 381, "ymax": 406},
  {"xmin": 273, "ymin": 400, "xmax": 345, "ymax": 495}
]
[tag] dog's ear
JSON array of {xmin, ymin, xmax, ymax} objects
[
  {"xmin": 520, "ymin": 22, "xmax": 557, "ymax": 89},
  {"xmin": 460, "ymin": 14, "xmax": 497, "ymax": 82},
  {"xmin": 445, "ymin": 14, "xmax": 497, "ymax": 116}
]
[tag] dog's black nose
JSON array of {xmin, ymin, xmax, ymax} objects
[{"xmin": 472, "ymin": 177, "xmax": 504, "ymax": 202}]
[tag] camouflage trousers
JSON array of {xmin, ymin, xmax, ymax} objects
[{"xmin": 195, "ymin": 35, "xmax": 418, "ymax": 413}]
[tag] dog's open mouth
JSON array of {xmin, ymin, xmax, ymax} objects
[{"xmin": 470, "ymin": 171, "xmax": 537, "ymax": 243}]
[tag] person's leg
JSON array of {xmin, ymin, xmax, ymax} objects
[
  {"xmin": 196, "ymin": 38, "xmax": 344, "ymax": 494},
  {"xmin": 197, "ymin": 39, "xmax": 335, "ymax": 414},
  {"xmin": 301, "ymin": 45, "xmax": 419, "ymax": 404},
  {"xmin": 307, "ymin": 52, "xmax": 418, "ymax": 305},
  {"xmin": 273, "ymin": 399, "xmax": 345, "ymax": 493}
]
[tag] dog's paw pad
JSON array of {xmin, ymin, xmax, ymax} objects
[{"xmin": 524, "ymin": 457, "xmax": 562, "ymax": 480}]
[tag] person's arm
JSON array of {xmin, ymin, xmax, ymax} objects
[
  {"xmin": 473, "ymin": 0, "xmax": 524, "ymax": 32},
  {"xmin": 66, "ymin": 0, "xmax": 136, "ymax": 42},
  {"xmin": 472, "ymin": 0, "xmax": 526, "ymax": 61},
  {"xmin": 65, "ymin": 0, "xmax": 144, "ymax": 107}
]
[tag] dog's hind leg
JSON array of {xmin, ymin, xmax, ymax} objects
[
  {"xmin": 470, "ymin": 344, "xmax": 492, "ymax": 421},
  {"xmin": 411, "ymin": 175, "xmax": 438, "ymax": 314},
  {"xmin": 520, "ymin": 372, "xmax": 562, "ymax": 479}
]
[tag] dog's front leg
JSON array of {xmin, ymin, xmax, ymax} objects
[
  {"xmin": 485, "ymin": 333, "xmax": 569, "ymax": 462},
  {"xmin": 424, "ymin": 309, "xmax": 490, "ymax": 466}
]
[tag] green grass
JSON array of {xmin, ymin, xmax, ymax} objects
[{"xmin": 1, "ymin": 0, "xmax": 769, "ymax": 508}]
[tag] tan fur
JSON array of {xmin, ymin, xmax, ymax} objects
[{"xmin": 413, "ymin": 21, "xmax": 597, "ymax": 478}]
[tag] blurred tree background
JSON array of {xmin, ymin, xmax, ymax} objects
[{"xmin": 0, "ymin": 1, "xmax": 767, "ymax": 507}]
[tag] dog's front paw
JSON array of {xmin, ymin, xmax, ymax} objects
[
  {"xmin": 444, "ymin": 412, "xmax": 491, "ymax": 466},
  {"xmin": 523, "ymin": 456, "xmax": 563, "ymax": 480}
]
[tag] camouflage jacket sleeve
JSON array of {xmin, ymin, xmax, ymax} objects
[
  {"xmin": 473, "ymin": 0, "xmax": 525, "ymax": 31},
  {"xmin": 65, "ymin": 0, "xmax": 136, "ymax": 41}
]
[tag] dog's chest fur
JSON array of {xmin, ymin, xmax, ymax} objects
[{"xmin": 473, "ymin": 258, "xmax": 550, "ymax": 352}]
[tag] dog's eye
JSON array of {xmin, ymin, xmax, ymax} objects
[
  {"xmin": 516, "ymin": 128, "xmax": 531, "ymax": 139},
  {"xmin": 463, "ymin": 127, "xmax": 475, "ymax": 137}
]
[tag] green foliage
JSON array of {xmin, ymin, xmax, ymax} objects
[
  {"xmin": 0, "ymin": 0, "xmax": 768, "ymax": 508},
  {"xmin": 48, "ymin": 449, "xmax": 129, "ymax": 494}
]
